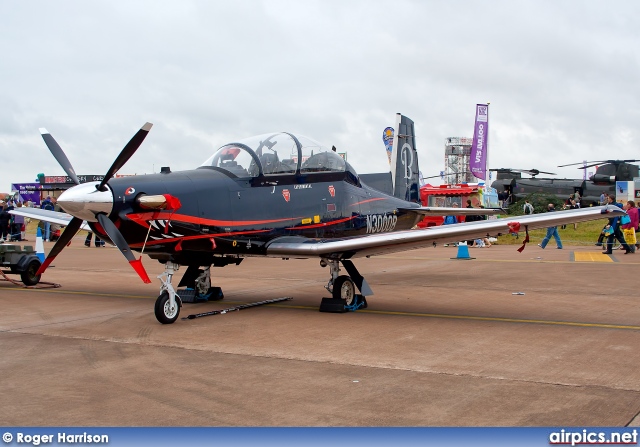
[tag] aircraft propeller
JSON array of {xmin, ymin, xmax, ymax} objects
[{"xmin": 36, "ymin": 123, "xmax": 153, "ymax": 284}]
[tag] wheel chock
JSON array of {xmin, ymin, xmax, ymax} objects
[{"xmin": 319, "ymin": 297, "xmax": 347, "ymax": 313}]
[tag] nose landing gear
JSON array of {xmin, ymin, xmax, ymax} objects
[{"xmin": 154, "ymin": 261, "xmax": 182, "ymax": 324}]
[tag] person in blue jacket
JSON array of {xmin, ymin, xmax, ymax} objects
[
  {"xmin": 442, "ymin": 203, "xmax": 459, "ymax": 225},
  {"xmin": 538, "ymin": 203, "xmax": 563, "ymax": 249}
]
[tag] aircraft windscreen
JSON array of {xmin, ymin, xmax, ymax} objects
[
  {"xmin": 201, "ymin": 145, "xmax": 258, "ymax": 178},
  {"xmin": 201, "ymin": 133, "xmax": 345, "ymax": 176},
  {"xmin": 298, "ymin": 135, "xmax": 346, "ymax": 174}
]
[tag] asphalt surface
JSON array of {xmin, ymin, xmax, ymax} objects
[{"xmin": 1, "ymin": 237, "xmax": 640, "ymax": 426}]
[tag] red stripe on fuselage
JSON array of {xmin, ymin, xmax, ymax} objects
[
  {"xmin": 126, "ymin": 212, "xmax": 302, "ymax": 229},
  {"xmin": 351, "ymin": 198, "xmax": 387, "ymax": 207}
]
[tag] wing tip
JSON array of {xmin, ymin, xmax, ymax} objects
[
  {"xmin": 39, "ymin": 128, "xmax": 49, "ymax": 135},
  {"xmin": 142, "ymin": 122, "xmax": 153, "ymax": 132}
]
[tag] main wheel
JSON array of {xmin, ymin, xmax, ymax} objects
[
  {"xmin": 21, "ymin": 259, "xmax": 42, "ymax": 286},
  {"xmin": 333, "ymin": 275, "xmax": 356, "ymax": 306},
  {"xmin": 154, "ymin": 291, "xmax": 180, "ymax": 324}
]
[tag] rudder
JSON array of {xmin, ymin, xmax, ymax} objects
[{"xmin": 390, "ymin": 113, "xmax": 420, "ymax": 203}]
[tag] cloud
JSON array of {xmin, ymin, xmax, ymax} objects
[{"xmin": 1, "ymin": 0, "xmax": 639, "ymax": 192}]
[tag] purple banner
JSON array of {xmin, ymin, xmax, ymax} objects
[
  {"xmin": 11, "ymin": 183, "xmax": 42, "ymax": 205},
  {"xmin": 470, "ymin": 104, "xmax": 489, "ymax": 180}
]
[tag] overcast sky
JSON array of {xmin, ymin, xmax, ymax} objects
[{"xmin": 1, "ymin": 0, "xmax": 638, "ymax": 194}]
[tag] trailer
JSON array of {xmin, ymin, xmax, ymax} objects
[{"xmin": 0, "ymin": 244, "xmax": 42, "ymax": 286}]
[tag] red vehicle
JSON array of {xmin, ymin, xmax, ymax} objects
[{"xmin": 417, "ymin": 183, "xmax": 499, "ymax": 228}]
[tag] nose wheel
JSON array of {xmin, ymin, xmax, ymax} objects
[{"xmin": 155, "ymin": 291, "xmax": 180, "ymax": 324}]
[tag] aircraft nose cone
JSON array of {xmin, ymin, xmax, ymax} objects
[{"xmin": 58, "ymin": 181, "xmax": 114, "ymax": 222}]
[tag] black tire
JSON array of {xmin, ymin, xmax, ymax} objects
[
  {"xmin": 21, "ymin": 259, "xmax": 41, "ymax": 286},
  {"xmin": 332, "ymin": 275, "xmax": 356, "ymax": 306},
  {"xmin": 154, "ymin": 291, "xmax": 180, "ymax": 324}
]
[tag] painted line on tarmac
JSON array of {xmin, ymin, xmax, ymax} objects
[
  {"xmin": 4, "ymin": 288, "xmax": 639, "ymax": 331},
  {"xmin": 0, "ymin": 287, "xmax": 153, "ymax": 300},
  {"xmin": 378, "ymin": 255, "xmax": 638, "ymax": 264},
  {"xmin": 573, "ymin": 252, "xmax": 615, "ymax": 262},
  {"xmin": 352, "ymin": 309, "xmax": 640, "ymax": 331},
  {"xmin": 266, "ymin": 303, "xmax": 640, "ymax": 331}
]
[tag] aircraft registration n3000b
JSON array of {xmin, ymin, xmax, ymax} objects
[{"xmin": 12, "ymin": 114, "xmax": 623, "ymax": 324}]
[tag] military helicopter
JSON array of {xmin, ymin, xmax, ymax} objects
[{"xmin": 490, "ymin": 161, "xmax": 640, "ymax": 205}]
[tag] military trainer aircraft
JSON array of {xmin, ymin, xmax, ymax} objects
[{"xmin": 12, "ymin": 114, "xmax": 624, "ymax": 324}]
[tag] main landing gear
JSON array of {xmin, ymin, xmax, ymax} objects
[
  {"xmin": 321, "ymin": 258, "xmax": 373, "ymax": 310},
  {"xmin": 153, "ymin": 258, "xmax": 373, "ymax": 323}
]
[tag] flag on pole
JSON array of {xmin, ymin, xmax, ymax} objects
[
  {"xmin": 382, "ymin": 127, "xmax": 394, "ymax": 165},
  {"xmin": 470, "ymin": 104, "xmax": 489, "ymax": 180}
]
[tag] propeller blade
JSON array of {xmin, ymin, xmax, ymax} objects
[
  {"xmin": 97, "ymin": 213, "xmax": 151, "ymax": 283},
  {"xmin": 97, "ymin": 122, "xmax": 153, "ymax": 191},
  {"xmin": 39, "ymin": 128, "xmax": 80, "ymax": 185},
  {"xmin": 36, "ymin": 217, "xmax": 83, "ymax": 275}
]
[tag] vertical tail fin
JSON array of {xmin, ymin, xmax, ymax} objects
[{"xmin": 390, "ymin": 114, "xmax": 421, "ymax": 203}]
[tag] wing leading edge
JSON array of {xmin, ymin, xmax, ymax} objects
[
  {"xmin": 9, "ymin": 208, "xmax": 91, "ymax": 231},
  {"xmin": 266, "ymin": 205, "xmax": 623, "ymax": 259}
]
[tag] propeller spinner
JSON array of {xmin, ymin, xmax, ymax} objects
[{"xmin": 36, "ymin": 123, "xmax": 153, "ymax": 284}]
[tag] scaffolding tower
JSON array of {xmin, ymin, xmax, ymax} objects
[{"xmin": 444, "ymin": 137, "xmax": 476, "ymax": 184}]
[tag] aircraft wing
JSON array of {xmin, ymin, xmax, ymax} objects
[
  {"xmin": 266, "ymin": 205, "xmax": 622, "ymax": 259},
  {"xmin": 399, "ymin": 206, "xmax": 504, "ymax": 216},
  {"xmin": 9, "ymin": 208, "xmax": 91, "ymax": 231}
]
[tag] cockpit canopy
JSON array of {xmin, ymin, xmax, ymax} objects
[{"xmin": 200, "ymin": 132, "xmax": 349, "ymax": 178}]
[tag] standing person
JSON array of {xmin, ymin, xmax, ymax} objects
[
  {"xmin": 464, "ymin": 199, "xmax": 480, "ymax": 223},
  {"xmin": 569, "ymin": 199, "xmax": 580, "ymax": 230},
  {"xmin": 12, "ymin": 201, "xmax": 25, "ymax": 241},
  {"xmin": 85, "ymin": 232, "xmax": 105, "ymax": 247},
  {"xmin": 599, "ymin": 192, "xmax": 608, "ymax": 206},
  {"xmin": 442, "ymin": 203, "xmax": 459, "ymax": 225},
  {"xmin": 602, "ymin": 197, "xmax": 633, "ymax": 254},
  {"xmin": 538, "ymin": 203, "xmax": 563, "ymax": 249},
  {"xmin": 523, "ymin": 200, "xmax": 534, "ymax": 215},
  {"xmin": 0, "ymin": 201, "xmax": 10, "ymax": 242},
  {"xmin": 574, "ymin": 191, "xmax": 581, "ymax": 206},
  {"xmin": 621, "ymin": 201, "xmax": 638, "ymax": 251},
  {"xmin": 41, "ymin": 196, "xmax": 54, "ymax": 241}
]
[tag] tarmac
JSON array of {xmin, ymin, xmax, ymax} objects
[{"xmin": 1, "ymin": 237, "xmax": 640, "ymax": 427}]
